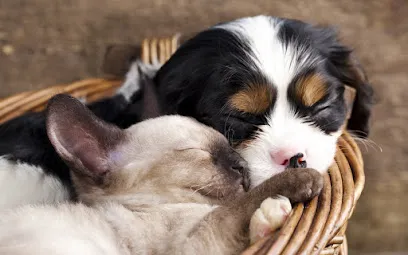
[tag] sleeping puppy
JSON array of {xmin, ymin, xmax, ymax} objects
[
  {"xmin": 0, "ymin": 94, "xmax": 323, "ymax": 254},
  {"xmin": 153, "ymin": 15, "xmax": 374, "ymax": 187}
]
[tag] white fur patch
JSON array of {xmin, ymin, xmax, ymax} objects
[{"xmin": 0, "ymin": 157, "xmax": 69, "ymax": 210}]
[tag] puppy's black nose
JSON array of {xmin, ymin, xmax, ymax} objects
[{"xmin": 288, "ymin": 153, "xmax": 307, "ymax": 169}]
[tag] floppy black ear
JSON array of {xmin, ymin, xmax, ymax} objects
[
  {"xmin": 344, "ymin": 54, "xmax": 374, "ymax": 137},
  {"xmin": 329, "ymin": 50, "xmax": 374, "ymax": 138},
  {"xmin": 299, "ymin": 23, "xmax": 374, "ymax": 138},
  {"xmin": 46, "ymin": 94, "xmax": 125, "ymax": 178}
]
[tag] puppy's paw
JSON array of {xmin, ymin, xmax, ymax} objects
[
  {"xmin": 280, "ymin": 168, "xmax": 324, "ymax": 204},
  {"xmin": 249, "ymin": 196, "xmax": 291, "ymax": 244}
]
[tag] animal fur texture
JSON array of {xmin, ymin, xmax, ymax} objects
[
  {"xmin": 0, "ymin": 15, "xmax": 373, "ymax": 209},
  {"xmin": 0, "ymin": 94, "xmax": 323, "ymax": 255}
]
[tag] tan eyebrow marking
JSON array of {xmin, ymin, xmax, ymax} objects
[{"xmin": 295, "ymin": 73, "xmax": 328, "ymax": 106}]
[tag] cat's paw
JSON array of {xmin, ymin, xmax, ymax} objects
[
  {"xmin": 249, "ymin": 196, "xmax": 291, "ymax": 244},
  {"xmin": 277, "ymin": 168, "xmax": 324, "ymax": 204}
]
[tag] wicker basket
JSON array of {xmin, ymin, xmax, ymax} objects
[{"xmin": 0, "ymin": 35, "xmax": 364, "ymax": 255}]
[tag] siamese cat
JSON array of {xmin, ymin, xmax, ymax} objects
[{"xmin": 0, "ymin": 93, "xmax": 322, "ymax": 255}]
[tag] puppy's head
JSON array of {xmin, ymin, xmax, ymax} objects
[
  {"xmin": 46, "ymin": 94, "xmax": 249, "ymax": 206},
  {"xmin": 155, "ymin": 16, "xmax": 373, "ymax": 187}
]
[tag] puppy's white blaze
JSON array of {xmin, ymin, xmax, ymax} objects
[
  {"xmin": 220, "ymin": 16, "xmax": 339, "ymax": 188},
  {"xmin": 0, "ymin": 157, "xmax": 69, "ymax": 209},
  {"xmin": 218, "ymin": 15, "xmax": 317, "ymax": 92}
]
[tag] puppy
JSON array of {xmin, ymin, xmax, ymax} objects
[
  {"xmin": 153, "ymin": 15, "xmax": 374, "ymax": 187},
  {"xmin": 0, "ymin": 94, "xmax": 323, "ymax": 255}
]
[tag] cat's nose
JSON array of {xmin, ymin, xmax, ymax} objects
[{"xmin": 270, "ymin": 148, "xmax": 306, "ymax": 167}]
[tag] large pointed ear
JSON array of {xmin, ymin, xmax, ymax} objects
[{"xmin": 46, "ymin": 94, "xmax": 126, "ymax": 178}]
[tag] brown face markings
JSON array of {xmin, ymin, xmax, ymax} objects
[
  {"xmin": 229, "ymin": 84, "xmax": 273, "ymax": 114},
  {"xmin": 295, "ymin": 73, "xmax": 328, "ymax": 107}
]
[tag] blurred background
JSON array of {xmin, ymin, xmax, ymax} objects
[{"xmin": 0, "ymin": 1, "xmax": 407, "ymax": 254}]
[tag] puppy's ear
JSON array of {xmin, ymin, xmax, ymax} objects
[
  {"xmin": 327, "ymin": 47, "xmax": 374, "ymax": 138},
  {"xmin": 343, "ymin": 54, "xmax": 374, "ymax": 137},
  {"xmin": 46, "ymin": 94, "xmax": 126, "ymax": 179}
]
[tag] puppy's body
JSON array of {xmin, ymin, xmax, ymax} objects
[{"xmin": 0, "ymin": 95, "xmax": 323, "ymax": 255}]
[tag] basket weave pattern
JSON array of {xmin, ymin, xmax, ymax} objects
[{"xmin": 0, "ymin": 35, "xmax": 364, "ymax": 255}]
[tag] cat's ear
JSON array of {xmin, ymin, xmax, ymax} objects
[{"xmin": 46, "ymin": 94, "xmax": 126, "ymax": 179}]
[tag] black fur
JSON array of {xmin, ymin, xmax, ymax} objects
[
  {"xmin": 154, "ymin": 28, "xmax": 273, "ymax": 145},
  {"xmin": 0, "ymin": 112, "xmax": 71, "ymax": 185}
]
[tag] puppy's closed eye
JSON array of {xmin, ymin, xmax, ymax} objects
[{"xmin": 229, "ymin": 83, "xmax": 274, "ymax": 114}]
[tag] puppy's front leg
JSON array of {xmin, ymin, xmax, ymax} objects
[{"xmin": 177, "ymin": 168, "xmax": 323, "ymax": 255}]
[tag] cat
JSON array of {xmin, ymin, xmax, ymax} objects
[{"xmin": 0, "ymin": 93, "xmax": 323, "ymax": 255}]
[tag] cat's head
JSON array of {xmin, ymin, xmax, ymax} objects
[{"xmin": 46, "ymin": 94, "xmax": 249, "ymax": 207}]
